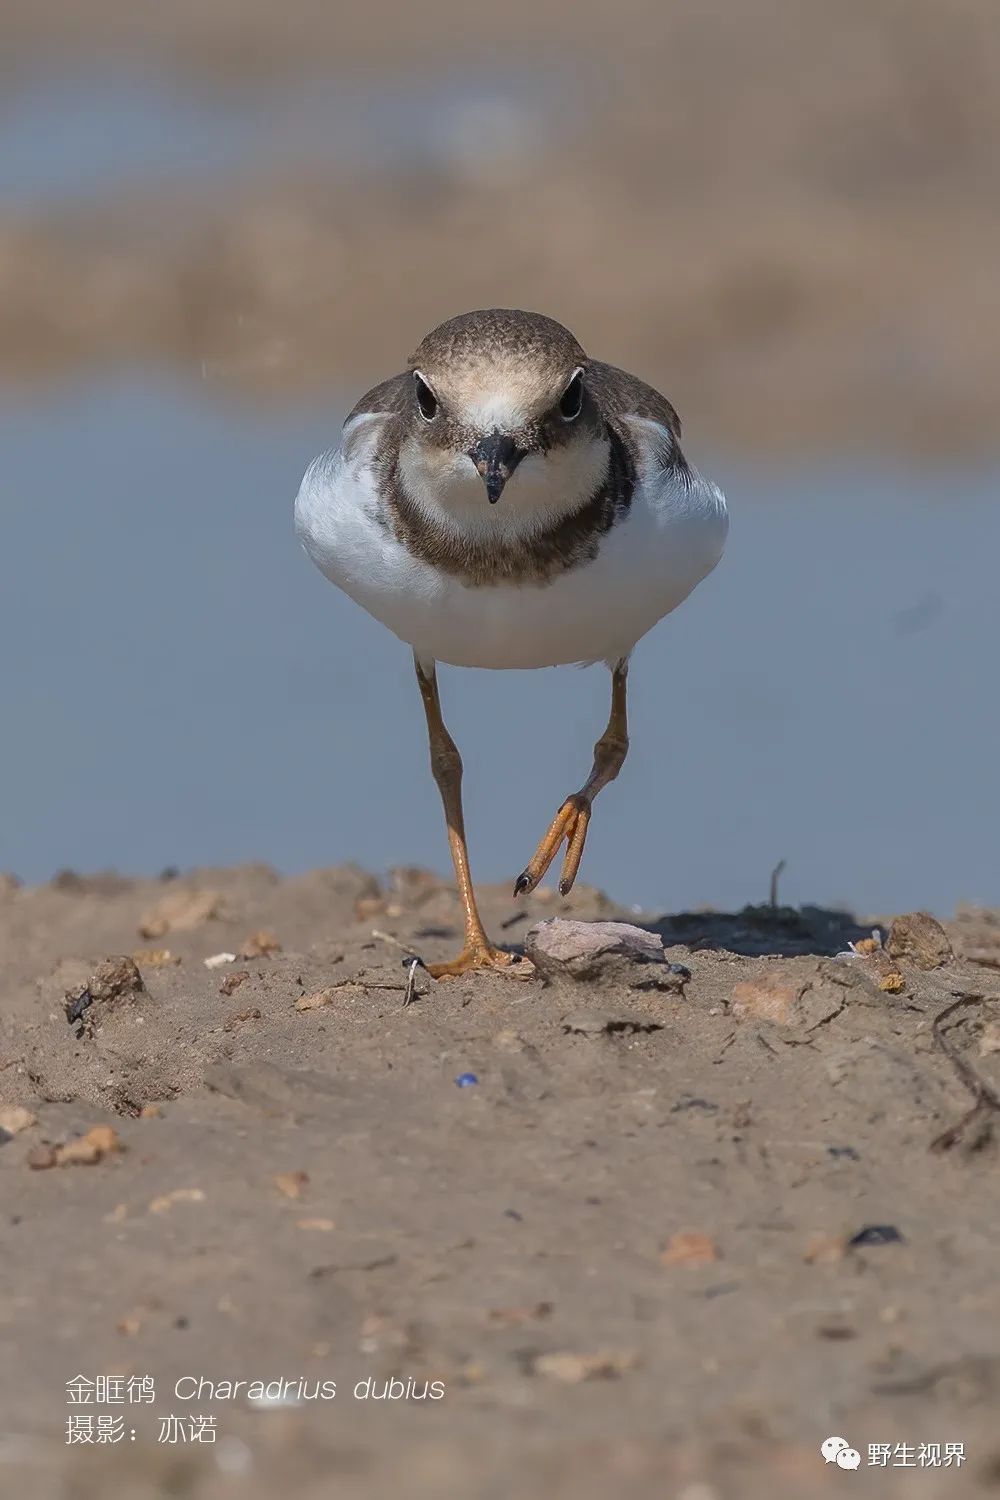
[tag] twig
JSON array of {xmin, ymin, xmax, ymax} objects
[
  {"xmin": 929, "ymin": 993, "xmax": 1000, "ymax": 1152},
  {"xmin": 402, "ymin": 958, "xmax": 421, "ymax": 1008},
  {"xmin": 371, "ymin": 928, "xmax": 412, "ymax": 956}
]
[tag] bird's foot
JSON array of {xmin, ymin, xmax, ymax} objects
[
  {"xmin": 513, "ymin": 793, "xmax": 592, "ymax": 898},
  {"xmin": 425, "ymin": 942, "xmax": 518, "ymax": 980}
]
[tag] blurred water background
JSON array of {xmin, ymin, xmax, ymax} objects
[{"xmin": 1, "ymin": 6, "xmax": 997, "ymax": 916}]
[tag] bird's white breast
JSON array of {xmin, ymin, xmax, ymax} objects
[{"xmin": 294, "ymin": 414, "xmax": 728, "ymax": 670}]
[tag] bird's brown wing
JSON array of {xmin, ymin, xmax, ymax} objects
[
  {"xmin": 346, "ymin": 371, "xmax": 412, "ymax": 424},
  {"xmin": 585, "ymin": 360, "xmax": 682, "ymax": 441}
]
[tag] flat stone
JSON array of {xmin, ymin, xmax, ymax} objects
[{"xmin": 525, "ymin": 919, "xmax": 675, "ymax": 987}]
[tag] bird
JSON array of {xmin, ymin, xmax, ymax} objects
[{"xmin": 295, "ymin": 309, "xmax": 728, "ymax": 978}]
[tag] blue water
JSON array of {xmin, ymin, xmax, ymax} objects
[
  {"xmin": 1, "ymin": 374, "xmax": 997, "ymax": 916},
  {"xmin": 0, "ymin": 64, "xmax": 564, "ymax": 208}
]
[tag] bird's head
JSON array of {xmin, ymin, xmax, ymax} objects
[{"xmin": 400, "ymin": 310, "xmax": 608, "ymax": 522}]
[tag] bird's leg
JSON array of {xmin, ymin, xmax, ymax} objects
[
  {"xmin": 414, "ymin": 655, "xmax": 514, "ymax": 979},
  {"xmin": 515, "ymin": 658, "xmax": 629, "ymax": 898}
]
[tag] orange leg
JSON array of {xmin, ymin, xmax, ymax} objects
[
  {"xmin": 414, "ymin": 655, "xmax": 514, "ymax": 979},
  {"xmin": 514, "ymin": 659, "xmax": 629, "ymax": 898}
]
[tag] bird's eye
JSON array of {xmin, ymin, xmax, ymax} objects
[
  {"xmin": 559, "ymin": 369, "xmax": 585, "ymax": 421},
  {"xmin": 414, "ymin": 372, "xmax": 438, "ymax": 422}
]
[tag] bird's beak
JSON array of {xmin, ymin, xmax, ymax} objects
[{"xmin": 468, "ymin": 432, "xmax": 526, "ymax": 504}]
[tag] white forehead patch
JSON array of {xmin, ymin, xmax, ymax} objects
[
  {"xmin": 442, "ymin": 365, "xmax": 555, "ymax": 433},
  {"xmin": 461, "ymin": 391, "xmax": 529, "ymax": 430}
]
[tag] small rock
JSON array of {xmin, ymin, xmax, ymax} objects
[
  {"xmin": 849, "ymin": 1224, "xmax": 903, "ymax": 1247},
  {"xmin": 0, "ymin": 1105, "xmax": 37, "ymax": 1136},
  {"xmin": 27, "ymin": 1144, "xmax": 57, "ymax": 1170},
  {"xmin": 886, "ymin": 912, "xmax": 953, "ymax": 970},
  {"xmin": 297, "ymin": 1217, "xmax": 335, "ymax": 1231},
  {"xmin": 878, "ymin": 971, "xmax": 906, "ymax": 994},
  {"xmin": 56, "ymin": 1125, "xmax": 123, "ymax": 1166},
  {"xmin": 804, "ymin": 1233, "xmax": 847, "ymax": 1264},
  {"xmin": 731, "ymin": 975, "xmax": 802, "ymax": 1025},
  {"xmin": 64, "ymin": 986, "xmax": 93, "ymax": 1028},
  {"xmin": 240, "ymin": 930, "xmax": 281, "ymax": 959},
  {"xmin": 149, "ymin": 1188, "xmax": 205, "ymax": 1214},
  {"xmin": 525, "ymin": 919, "xmax": 674, "ymax": 987},
  {"xmin": 204, "ymin": 952, "xmax": 237, "ymax": 970},
  {"xmin": 220, "ymin": 970, "xmax": 251, "ymax": 996},
  {"xmin": 295, "ymin": 988, "xmax": 338, "ymax": 1012},
  {"xmin": 132, "ymin": 948, "xmax": 180, "ymax": 968},
  {"xmin": 223, "ymin": 1006, "xmax": 262, "ymax": 1031},
  {"xmin": 661, "ymin": 1230, "xmax": 719, "ymax": 1267},
  {"xmin": 139, "ymin": 888, "xmax": 222, "ymax": 939},
  {"xmin": 139, "ymin": 1104, "xmax": 162, "ymax": 1119},
  {"xmin": 487, "ymin": 1301, "xmax": 553, "ymax": 1326},
  {"xmin": 533, "ymin": 1349, "xmax": 637, "ymax": 1383},
  {"xmin": 274, "ymin": 1171, "xmax": 309, "ymax": 1199},
  {"xmin": 88, "ymin": 956, "xmax": 144, "ymax": 1003}
]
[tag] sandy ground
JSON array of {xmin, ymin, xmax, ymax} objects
[
  {"xmin": 3, "ymin": 863, "xmax": 1000, "ymax": 1497},
  {"xmin": 2, "ymin": 0, "xmax": 999, "ymax": 457}
]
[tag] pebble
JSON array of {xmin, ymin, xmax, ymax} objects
[
  {"xmin": 204, "ymin": 952, "xmax": 238, "ymax": 970},
  {"xmin": 54, "ymin": 1125, "xmax": 123, "ymax": 1167},
  {"xmin": 886, "ymin": 911, "xmax": 953, "ymax": 970},
  {"xmin": 273, "ymin": 1171, "xmax": 309, "ymax": 1200},
  {"xmin": 0, "ymin": 1105, "xmax": 37, "ymax": 1137},
  {"xmin": 219, "ymin": 971, "xmax": 251, "ymax": 996},
  {"xmin": 223, "ymin": 1006, "xmax": 262, "ymax": 1031},
  {"xmin": 525, "ymin": 919, "xmax": 682, "ymax": 988},
  {"xmin": 240, "ymin": 930, "xmax": 282, "ymax": 958},
  {"xmin": 848, "ymin": 1224, "xmax": 903, "ymax": 1247},
  {"xmin": 660, "ymin": 1230, "xmax": 719, "ymax": 1267},
  {"xmin": 487, "ymin": 1301, "xmax": 553, "ymax": 1326},
  {"xmin": 533, "ymin": 1349, "xmax": 638, "ymax": 1383},
  {"xmin": 803, "ymin": 1233, "xmax": 847, "ymax": 1264},
  {"xmin": 66, "ymin": 956, "xmax": 144, "ymax": 1012},
  {"xmin": 294, "ymin": 988, "xmax": 338, "ymax": 1012},
  {"xmin": 132, "ymin": 948, "xmax": 180, "ymax": 968},
  {"xmin": 148, "ymin": 1188, "xmax": 205, "ymax": 1214}
]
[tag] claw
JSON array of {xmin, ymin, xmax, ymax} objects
[
  {"xmin": 426, "ymin": 945, "xmax": 518, "ymax": 980},
  {"xmin": 517, "ymin": 794, "xmax": 592, "ymax": 897}
]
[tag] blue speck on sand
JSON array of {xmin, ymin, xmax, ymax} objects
[{"xmin": 455, "ymin": 1072, "xmax": 479, "ymax": 1088}]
